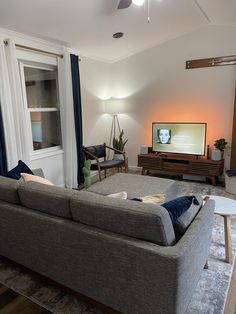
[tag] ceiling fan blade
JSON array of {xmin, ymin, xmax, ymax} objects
[{"xmin": 117, "ymin": 0, "xmax": 132, "ymax": 9}]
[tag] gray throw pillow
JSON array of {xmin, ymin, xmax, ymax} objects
[{"xmin": 174, "ymin": 195, "xmax": 203, "ymax": 239}]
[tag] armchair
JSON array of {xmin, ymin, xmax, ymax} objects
[{"xmin": 83, "ymin": 143, "xmax": 127, "ymax": 181}]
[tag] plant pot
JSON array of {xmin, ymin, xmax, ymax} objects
[
  {"xmin": 211, "ymin": 149, "xmax": 222, "ymax": 161},
  {"xmin": 225, "ymin": 174, "xmax": 236, "ymax": 195},
  {"xmin": 113, "ymin": 153, "xmax": 124, "ymax": 161}
]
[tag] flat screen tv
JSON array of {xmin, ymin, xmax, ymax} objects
[{"xmin": 152, "ymin": 122, "xmax": 207, "ymax": 156}]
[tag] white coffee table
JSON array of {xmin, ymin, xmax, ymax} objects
[{"xmin": 206, "ymin": 195, "xmax": 236, "ymax": 264}]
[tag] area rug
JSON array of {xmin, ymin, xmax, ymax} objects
[{"xmin": 0, "ymin": 179, "xmax": 235, "ymax": 314}]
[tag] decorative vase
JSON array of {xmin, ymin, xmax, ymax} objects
[
  {"xmin": 113, "ymin": 153, "xmax": 124, "ymax": 160},
  {"xmin": 140, "ymin": 145, "xmax": 148, "ymax": 154},
  {"xmin": 211, "ymin": 148, "xmax": 222, "ymax": 161}
]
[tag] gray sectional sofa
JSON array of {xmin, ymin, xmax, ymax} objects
[{"xmin": 0, "ymin": 173, "xmax": 215, "ymax": 314}]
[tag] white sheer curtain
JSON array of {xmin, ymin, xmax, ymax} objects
[
  {"xmin": 0, "ymin": 38, "xmax": 18, "ymax": 169},
  {"xmin": 58, "ymin": 47, "xmax": 78, "ymax": 188},
  {"xmin": 0, "ymin": 38, "xmax": 30, "ymax": 168},
  {"xmin": 4, "ymin": 39, "xmax": 30, "ymax": 164}
]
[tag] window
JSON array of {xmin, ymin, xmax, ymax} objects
[{"xmin": 22, "ymin": 65, "xmax": 62, "ymax": 152}]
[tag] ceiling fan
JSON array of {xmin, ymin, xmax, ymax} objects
[{"xmin": 117, "ymin": 0, "xmax": 144, "ymax": 9}]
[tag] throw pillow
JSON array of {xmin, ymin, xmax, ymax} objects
[
  {"xmin": 131, "ymin": 194, "xmax": 166, "ymax": 204},
  {"xmin": 161, "ymin": 195, "xmax": 200, "ymax": 225},
  {"xmin": 107, "ymin": 191, "xmax": 127, "ymax": 200},
  {"xmin": 174, "ymin": 195, "xmax": 203, "ymax": 239},
  {"xmin": 21, "ymin": 173, "xmax": 54, "ymax": 186},
  {"xmin": 5, "ymin": 160, "xmax": 33, "ymax": 180}
]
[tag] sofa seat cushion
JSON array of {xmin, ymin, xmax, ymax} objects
[
  {"xmin": 70, "ymin": 190, "xmax": 176, "ymax": 246},
  {"xmin": 18, "ymin": 182, "xmax": 76, "ymax": 219},
  {"xmin": 0, "ymin": 176, "xmax": 20, "ymax": 204},
  {"xmin": 87, "ymin": 173, "xmax": 177, "ymax": 200}
]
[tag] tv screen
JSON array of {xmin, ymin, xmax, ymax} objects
[{"xmin": 152, "ymin": 122, "xmax": 207, "ymax": 156}]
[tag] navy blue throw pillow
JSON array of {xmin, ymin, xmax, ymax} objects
[
  {"xmin": 5, "ymin": 160, "xmax": 33, "ymax": 180},
  {"xmin": 161, "ymin": 196, "xmax": 199, "ymax": 225}
]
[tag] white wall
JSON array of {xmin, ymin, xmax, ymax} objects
[
  {"xmin": 30, "ymin": 152, "xmax": 64, "ymax": 186},
  {"xmin": 2, "ymin": 25, "xmax": 236, "ymax": 179},
  {"xmin": 107, "ymin": 25, "xmax": 236, "ymax": 166},
  {"xmin": 80, "ymin": 56, "xmax": 112, "ymax": 146}
]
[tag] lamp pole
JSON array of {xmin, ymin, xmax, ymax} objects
[{"xmin": 108, "ymin": 114, "xmax": 121, "ymax": 159}]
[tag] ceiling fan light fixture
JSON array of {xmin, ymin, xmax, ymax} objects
[{"xmin": 132, "ymin": 0, "xmax": 144, "ymax": 6}]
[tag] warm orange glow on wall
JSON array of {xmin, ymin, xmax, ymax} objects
[{"xmin": 143, "ymin": 100, "xmax": 232, "ymax": 154}]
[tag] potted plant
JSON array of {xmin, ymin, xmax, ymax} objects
[
  {"xmin": 214, "ymin": 138, "xmax": 228, "ymax": 151},
  {"xmin": 113, "ymin": 130, "xmax": 128, "ymax": 160},
  {"xmin": 211, "ymin": 138, "xmax": 228, "ymax": 160}
]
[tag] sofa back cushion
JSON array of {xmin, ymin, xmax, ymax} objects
[
  {"xmin": 0, "ymin": 176, "xmax": 20, "ymax": 204},
  {"xmin": 18, "ymin": 182, "xmax": 76, "ymax": 219},
  {"xmin": 70, "ymin": 191, "xmax": 176, "ymax": 246}
]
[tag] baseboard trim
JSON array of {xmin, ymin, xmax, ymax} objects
[{"xmin": 128, "ymin": 166, "xmax": 142, "ymax": 171}]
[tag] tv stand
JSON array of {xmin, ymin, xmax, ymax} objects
[
  {"xmin": 158, "ymin": 153, "xmax": 168, "ymax": 157},
  {"xmin": 138, "ymin": 153, "xmax": 224, "ymax": 185}
]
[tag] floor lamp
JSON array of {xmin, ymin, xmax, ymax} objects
[
  {"xmin": 105, "ymin": 98, "xmax": 125, "ymax": 159},
  {"xmin": 108, "ymin": 114, "xmax": 121, "ymax": 159}
]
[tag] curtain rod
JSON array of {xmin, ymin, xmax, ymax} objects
[
  {"xmin": 3, "ymin": 40, "xmax": 64, "ymax": 58},
  {"xmin": 4, "ymin": 40, "xmax": 82, "ymax": 61}
]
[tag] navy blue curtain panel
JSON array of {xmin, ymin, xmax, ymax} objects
[
  {"xmin": 70, "ymin": 54, "xmax": 84, "ymax": 185},
  {"xmin": 0, "ymin": 104, "xmax": 7, "ymax": 175}
]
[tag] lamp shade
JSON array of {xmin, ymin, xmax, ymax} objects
[
  {"xmin": 133, "ymin": 0, "xmax": 144, "ymax": 5},
  {"xmin": 104, "ymin": 98, "xmax": 125, "ymax": 115}
]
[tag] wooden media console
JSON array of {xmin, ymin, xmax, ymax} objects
[{"xmin": 138, "ymin": 153, "xmax": 224, "ymax": 185}]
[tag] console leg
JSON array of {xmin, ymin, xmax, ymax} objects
[
  {"xmin": 211, "ymin": 176, "xmax": 217, "ymax": 186},
  {"xmin": 224, "ymin": 216, "xmax": 233, "ymax": 264},
  {"xmin": 141, "ymin": 168, "xmax": 145, "ymax": 175}
]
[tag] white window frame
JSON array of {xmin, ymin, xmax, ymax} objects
[{"xmin": 19, "ymin": 61, "xmax": 63, "ymax": 159}]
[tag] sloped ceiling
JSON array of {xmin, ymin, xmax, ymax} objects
[{"xmin": 0, "ymin": 0, "xmax": 235, "ymax": 62}]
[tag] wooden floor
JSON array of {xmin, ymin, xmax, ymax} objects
[{"xmin": 0, "ymin": 284, "xmax": 51, "ymax": 314}]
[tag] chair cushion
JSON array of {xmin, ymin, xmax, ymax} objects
[
  {"xmin": 5, "ymin": 160, "xmax": 33, "ymax": 180},
  {"xmin": 91, "ymin": 159, "xmax": 124, "ymax": 170},
  {"xmin": 84, "ymin": 144, "xmax": 106, "ymax": 159},
  {"xmin": 70, "ymin": 190, "xmax": 176, "ymax": 246},
  {"xmin": 18, "ymin": 182, "xmax": 76, "ymax": 218},
  {"xmin": 0, "ymin": 176, "xmax": 20, "ymax": 204}
]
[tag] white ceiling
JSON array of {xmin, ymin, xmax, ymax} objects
[{"xmin": 0, "ymin": 0, "xmax": 235, "ymax": 62}]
